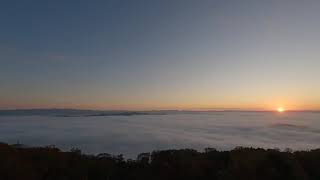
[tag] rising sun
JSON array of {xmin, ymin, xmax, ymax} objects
[{"xmin": 277, "ymin": 107, "xmax": 284, "ymax": 112}]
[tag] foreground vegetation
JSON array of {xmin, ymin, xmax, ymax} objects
[{"xmin": 0, "ymin": 143, "xmax": 319, "ymax": 180}]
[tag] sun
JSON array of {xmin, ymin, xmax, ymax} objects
[{"xmin": 277, "ymin": 107, "xmax": 284, "ymax": 112}]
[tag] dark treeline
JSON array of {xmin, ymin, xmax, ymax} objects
[{"xmin": 0, "ymin": 143, "xmax": 319, "ymax": 180}]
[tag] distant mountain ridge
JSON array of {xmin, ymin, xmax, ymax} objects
[
  {"xmin": 1, "ymin": 109, "xmax": 319, "ymax": 117},
  {"xmin": 0, "ymin": 109, "xmax": 165, "ymax": 117}
]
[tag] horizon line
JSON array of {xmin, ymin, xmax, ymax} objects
[{"xmin": 1, "ymin": 108, "xmax": 320, "ymax": 112}]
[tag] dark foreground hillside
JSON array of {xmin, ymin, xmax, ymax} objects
[{"xmin": 0, "ymin": 143, "xmax": 319, "ymax": 180}]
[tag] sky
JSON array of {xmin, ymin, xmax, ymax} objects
[{"xmin": 1, "ymin": 0, "xmax": 320, "ymax": 111}]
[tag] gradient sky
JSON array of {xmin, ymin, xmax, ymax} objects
[{"xmin": 1, "ymin": 0, "xmax": 320, "ymax": 110}]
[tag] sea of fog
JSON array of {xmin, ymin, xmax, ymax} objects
[{"xmin": 0, "ymin": 111, "xmax": 319, "ymax": 158}]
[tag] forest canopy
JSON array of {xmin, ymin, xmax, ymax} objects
[{"xmin": 0, "ymin": 143, "xmax": 319, "ymax": 180}]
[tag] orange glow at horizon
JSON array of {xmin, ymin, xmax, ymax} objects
[{"xmin": 1, "ymin": 96, "xmax": 320, "ymax": 111}]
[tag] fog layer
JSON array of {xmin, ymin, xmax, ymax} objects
[{"xmin": 0, "ymin": 112, "xmax": 319, "ymax": 158}]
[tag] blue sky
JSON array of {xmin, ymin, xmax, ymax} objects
[{"xmin": 1, "ymin": 0, "xmax": 320, "ymax": 110}]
